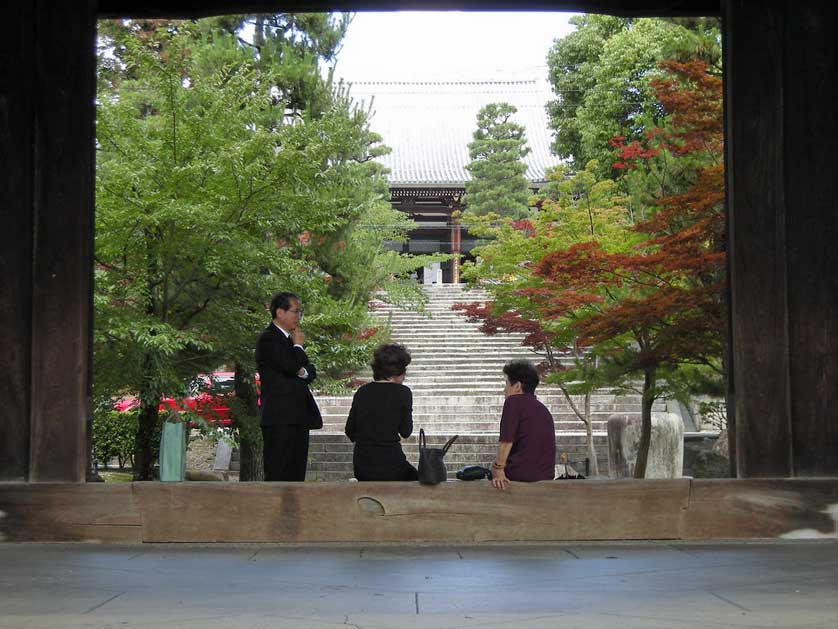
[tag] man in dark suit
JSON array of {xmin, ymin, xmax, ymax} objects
[{"xmin": 256, "ymin": 291, "xmax": 322, "ymax": 481}]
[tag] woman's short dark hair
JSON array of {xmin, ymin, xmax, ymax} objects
[
  {"xmin": 371, "ymin": 344, "xmax": 412, "ymax": 381},
  {"xmin": 503, "ymin": 360, "xmax": 539, "ymax": 394},
  {"xmin": 270, "ymin": 291, "xmax": 300, "ymax": 319}
]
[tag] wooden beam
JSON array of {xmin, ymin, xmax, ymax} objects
[
  {"xmin": 133, "ymin": 480, "xmax": 689, "ymax": 542},
  {"xmin": 683, "ymin": 479, "xmax": 838, "ymax": 539},
  {"xmin": 28, "ymin": 2, "xmax": 97, "ymax": 482},
  {"xmin": 0, "ymin": 4, "xmax": 35, "ymax": 480},
  {"xmin": 2, "ymin": 480, "xmax": 836, "ymax": 543},
  {"xmin": 0, "ymin": 483, "xmax": 141, "ymax": 542},
  {"xmin": 96, "ymin": 1, "xmax": 722, "ymax": 20}
]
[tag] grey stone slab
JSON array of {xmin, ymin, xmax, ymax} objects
[
  {"xmin": 213, "ymin": 440, "xmax": 233, "ymax": 471},
  {"xmin": 0, "ymin": 541, "xmax": 836, "ymax": 629},
  {"xmin": 564, "ymin": 541, "xmax": 690, "ymax": 560}
]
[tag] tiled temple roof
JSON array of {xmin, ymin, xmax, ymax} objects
[{"xmin": 347, "ymin": 78, "xmax": 563, "ymax": 187}]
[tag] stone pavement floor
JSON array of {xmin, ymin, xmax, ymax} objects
[{"xmin": 1, "ymin": 541, "xmax": 836, "ymax": 628}]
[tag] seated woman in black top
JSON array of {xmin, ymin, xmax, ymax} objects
[{"xmin": 344, "ymin": 344, "xmax": 417, "ymax": 481}]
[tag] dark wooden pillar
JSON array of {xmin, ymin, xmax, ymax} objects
[
  {"xmin": 0, "ymin": 3, "xmax": 36, "ymax": 481},
  {"xmin": 726, "ymin": 0, "xmax": 838, "ymax": 477},
  {"xmin": 0, "ymin": 1, "xmax": 96, "ymax": 482}
]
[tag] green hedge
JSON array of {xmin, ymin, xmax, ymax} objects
[
  {"xmin": 92, "ymin": 408, "xmax": 164, "ymax": 471},
  {"xmin": 92, "ymin": 409, "xmax": 137, "ymax": 469}
]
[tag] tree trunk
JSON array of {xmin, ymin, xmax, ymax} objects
[
  {"xmin": 132, "ymin": 351, "xmax": 161, "ymax": 480},
  {"xmin": 234, "ymin": 362, "xmax": 263, "ymax": 481},
  {"xmin": 584, "ymin": 392, "xmax": 599, "ymax": 477},
  {"xmin": 133, "ymin": 402, "xmax": 159, "ymax": 480},
  {"xmin": 238, "ymin": 440, "xmax": 263, "ymax": 481},
  {"xmin": 633, "ymin": 368, "xmax": 656, "ymax": 479}
]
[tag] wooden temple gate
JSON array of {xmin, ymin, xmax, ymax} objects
[{"xmin": 0, "ymin": 0, "xmax": 836, "ymax": 542}]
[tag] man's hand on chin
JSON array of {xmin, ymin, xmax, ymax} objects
[{"xmin": 291, "ymin": 327, "xmax": 305, "ymax": 345}]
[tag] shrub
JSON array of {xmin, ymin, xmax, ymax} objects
[
  {"xmin": 92, "ymin": 409, "xmax": 138, "ymax": 469},
  {"xmin": 92, "ymin": 407, "xmax": 166, "ymax": 471}
]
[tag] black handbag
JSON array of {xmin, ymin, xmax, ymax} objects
[{"xmin": 417, "ymin": 429, "xmax": 458, "ymax": 485}]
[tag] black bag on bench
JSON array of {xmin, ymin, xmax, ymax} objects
[
  {"xmin": 417, "ymin": 429, "xmax": 458, "ymax": 485},
  {"xmin": 456, "ymin": 465, "xmax": 492, "ymax": 481}
]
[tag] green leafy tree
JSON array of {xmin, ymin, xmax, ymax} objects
[
  {"xmin": 457, "ymin": 163, "xmax": 634, "ymax": 474},
  {"xmin": 95, "ymin": 21, "xmax": 427, "ymax": 480},
  {"xmin": 463, "ymin": 102, "xmax": 532, "ymax": 220},
  {"xmin": 462, "ymin": 59, "xmax": 725, "ymax": 478},
  {"xmin": 547, "ymin": 16, "xmax": 720, "ymax": 179},
  {"xmin": 200, "ymin": 13, "xmax": 350, "ymax": 118}
]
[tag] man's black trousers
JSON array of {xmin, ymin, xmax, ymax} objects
[{"xmin": 262, "ymin": 424, "xmax": 310, "ymax": 481}]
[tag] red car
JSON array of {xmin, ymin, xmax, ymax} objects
[{"xmin": 114, "ymin": 371, "xmax": 241, "ymax": 426}]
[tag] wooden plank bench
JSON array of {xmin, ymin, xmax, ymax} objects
[{"xmin": 1, "ymin": 479, "xmax": 836, "ymax": 543}]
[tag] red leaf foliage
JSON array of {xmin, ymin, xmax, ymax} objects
[
  {"xmin": 612, "ymin": 60, "xmax": 723, "ymax": 170},
  {"xmin": 458, "ymin": 59, "xmax": 726, "ymax": 377},
  {"xmin": 453, "ymin": 301, "xmax": 554, "ymax": 348},
  {"xmin": 550, "ymin": 59, "xmax": 726, "ymax": 366},
  {"xmin": 510, "ymin": 219, "xmax": 536, "ymax": 236}
]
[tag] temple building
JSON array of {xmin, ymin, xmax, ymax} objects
[{"xmin": 348, "ymin": 77, "xmax": 563, "ymax": 283}]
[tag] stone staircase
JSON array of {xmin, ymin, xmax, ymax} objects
[{"xmin": 308, "ymin": 284, "xmax": 654, "ymax": 481}]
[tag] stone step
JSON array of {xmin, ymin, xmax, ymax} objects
[
  {"xmin": 311, "ymin": 431, "xmax": 604, "ymax": 442},
  {"xmin": 318, "ymin": 407, "xmax": 646, "ymax": 420},
  {"xmin": 318, "ymin": 411, "xmax": 650, "ymax": 422},
  {"xmin": 306, "ymin": 434, "xmax": 606, "ymax": 482},
  {"xmin": 319, "ymin": 408, "xmax": 625, "ymax": 419},
  {"xmin": 394, "ymin": 347, "xmax": 531, "ymax": 354},
  {"xmin": 384, "ymin": 336, "xmax": 518, "ymax": 342},
  {"xmin": 376, "ymin": 311, "xmax": 484, "ymax": 317},
  {"xmin": 316, "ymin": 395, "xmax": 652, "ymax": 408},
  {"xmin": 399, "ymin": 380, "xmax": 567, "ymax": 388},
  {"xmin": 320, "ymin": 412, "xmax": 621, "ymax": 421},
  {"xmin": 397, "ymin": 349, "xmax": 538, "ymax": 357},
  {"xmin": 382, "ymin": 327, "xmax": 511, "ymax": 334},
  {"xmin": 382, "ymin": 375, "xmax": 559, "ymax": 384},
  {"xmin": 309, "ymin": 434, "xmax": 608, "ymax": 451},
  {"xmin": 319, "ymin": 410, "xmax": 621, "ymax": 420},
  {"xmin": 380, "ymin": 316, "xmax": 490, "ymax": 323},
  {"xmin": 306, "ymin": 284, "xmax": 658, "ymax": 479},
  {"xmin": 320, "ymin": 421, "xmax": 608, "ymax": 432},
  {"xmin": 390, "ymin": 344, "xmax": 535, "ymax": 351},
  {"xmin": 399, "ymin": 359, "xmax": 560, "ymax": 367},
  {"xmin": 316, "ymin": 403, "xmax": 652, "ymax": 415},
  {"xmin": 306, "ymin": 458, "xmax": 600, "ymax": 475},
  {"xmin": 375, "ymin": 297, "xmax": 487, "ymax": 304}
]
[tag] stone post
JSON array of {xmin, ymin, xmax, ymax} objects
[{"xmin": 607, "ymin": 412, "xmax": 684, "ymax": 478}]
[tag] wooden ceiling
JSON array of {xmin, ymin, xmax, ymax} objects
[{"xmin": 96, "ymin": 0, "xmax": 721, "ymax": 19}]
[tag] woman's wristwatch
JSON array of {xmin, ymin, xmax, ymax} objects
[{"xmin": 491, "ymin": 461, "xmax": 506, "ymax": 470}]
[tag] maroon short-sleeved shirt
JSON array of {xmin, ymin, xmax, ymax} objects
[{"xmin": 499, "ymin": 393, "xmax": 556, "ymax": 482}]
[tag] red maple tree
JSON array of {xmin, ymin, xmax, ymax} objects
[
  {"xmin": 546, "ymin": 59, "xmax": 725, "ymax": 477},
  {"xmin": 457, "ymin": 59, "xmax": 725, "ymax": 478}
]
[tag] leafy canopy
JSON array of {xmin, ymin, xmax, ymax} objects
[{"xmin": 463, "ymin": 102, "xmax": 532, "ymax": 220}]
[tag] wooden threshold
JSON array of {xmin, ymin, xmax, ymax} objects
[{"xmin": 1, "ymin": 479, "xmax": 836, "ymax": 543}]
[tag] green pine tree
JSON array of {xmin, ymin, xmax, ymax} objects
[{"xmin": 463, "ymin": 103, "xmax": 532, "ymax": 220}]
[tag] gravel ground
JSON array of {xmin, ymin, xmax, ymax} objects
[{"xmin": 186, "ymin": 432, "xmax": 218, "ymax": 472}]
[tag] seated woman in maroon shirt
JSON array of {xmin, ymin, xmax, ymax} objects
[
  {"xmin": 491, "ymin": 360, "xmax": 557, "ymax": 489},
  {"xmin": 344, "ymin": 344, "xmax": 418, "ymax": 481}
]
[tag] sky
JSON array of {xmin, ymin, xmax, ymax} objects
[{"xmin": 331, "ymin": 11, "xmax": 579, "ymax": 83}]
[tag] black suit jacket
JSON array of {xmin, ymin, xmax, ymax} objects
[{"xmin": 255, "ymin": 324, "xmax": 322, "ymax": 429}]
